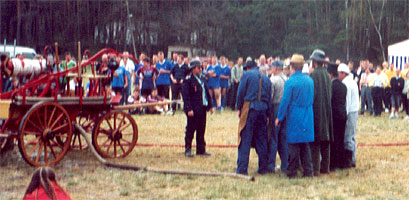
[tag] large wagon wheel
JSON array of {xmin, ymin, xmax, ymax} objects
[
  {"xmin": 71, "ymin": 112, "xmax": 94, "ymax": 150},
  {"xmin": 92, "ymin": 111, "xmax": 138, "ymax": 158},
  {"xmin": 18, "ymin": 102, "xmax": 72, "ymax": 166}
]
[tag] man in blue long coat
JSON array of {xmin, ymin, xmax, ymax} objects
[
  {"xmin": 236, "ymin": 60, "xmax": 272, "ymax": 175},
  {"xmin": 275, "ymin": 54, "xmax": 314, "ymax": 178}
]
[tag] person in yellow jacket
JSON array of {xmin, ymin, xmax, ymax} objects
[
  {"xmin": 382, "ymin": 62, "xmax": 395, "ymax": 113},
  {"xmin": 400, "ymin": 63, "xmax": 409, "ymax": 79},
  {"xmin": 369, "ymin": 66, "xmax": 388, "ymax": 116}
]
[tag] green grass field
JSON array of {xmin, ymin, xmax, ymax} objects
[{"xmin": 1, "ymin": 110, "xmax": 409, "ymax": 199}]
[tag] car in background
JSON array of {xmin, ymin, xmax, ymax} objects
[{"xmin": 0, "ymin": 44, "xmax": 36, "ymax": 59}]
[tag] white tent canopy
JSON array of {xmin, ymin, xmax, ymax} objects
[{"xmin": 388, "ymin": 39, "xmax": 409, "ymax": 70}]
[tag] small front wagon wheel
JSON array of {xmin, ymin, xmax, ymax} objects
[
  {"xmin": 92, "ymin": 111, "xmax": 138, "ymax": 158},
  {"xmin": 18, "ymin": 102, "xmax": 72, "ymax": 166}
]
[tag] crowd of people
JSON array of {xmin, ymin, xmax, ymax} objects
[
  {"xmin": 86, "ymin": 49, "xmax": 408, "ymax": 177},
  {"xmin": 232, "ymin": 49, "xmax": 409, "ymax": 178}
]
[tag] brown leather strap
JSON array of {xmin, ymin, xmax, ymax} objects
[{"xmin": 258, "ymin": 73, "xmax": 262, "ymax": 101}]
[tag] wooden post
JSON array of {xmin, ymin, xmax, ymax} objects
[
  {"xmin": 54, "ymin": 42, "xmax": 59, "ymax": 73},
  {"xmin": 78, "ymin": 41, "xmax": 81, "ymax": 76}
]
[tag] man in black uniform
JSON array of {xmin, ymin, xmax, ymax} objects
[
  {"xmin": 182, "ymin": 59, "xmax": 214, "ymax": 157},
  {"xmin": 327, "ymin": 63, "xmax": 347, "ymax": 170}
]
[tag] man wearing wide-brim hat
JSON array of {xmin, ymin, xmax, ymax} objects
[
  {"xmin": 275, "ymin": 54, "xmax": 314, "ymax": 178},
  {"xmin": 309, "ymin": 49, "xmax": 334, "ymax": 176},
  {"xmin": 182, "ymin": 59, "xmax": 214, "ymax": 157}
]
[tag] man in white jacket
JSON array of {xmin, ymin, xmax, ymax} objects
[{"xmin": 338, "ymin": 63, "xmax": 359, "ymax": 168}]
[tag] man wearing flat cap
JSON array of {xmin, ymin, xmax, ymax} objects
[
  {"xmin": 275, "ymin": 54, "xmax": 314, "ymax": 178},
  {"xmin": 267, "ymin": 60, "xmax": 289, "ymax": 173},
  {"xmin": 338, "ymin": 63, "xmax": 359, "ymax": 168},
  {"xmin": 182, "ymin": 59, "xmax": 214, "ymax": 157},
  {"xmin": 327, "ymin": 63, "xmax": 347, "ymax": 170},
  {"xmin": 309, "ymin": 49, "xmax": 334, "ymax": 176},
  {"xmin": 236, "ymin": 60, "xmax": 272, "ymax": 175}
]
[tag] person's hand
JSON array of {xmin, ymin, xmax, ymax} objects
[
  {"xmin": 188, "ymin": 110, "xmax": 194, "ymax": 117},
  {"xmin": 172, "ymin": 79, "xmax": 177, "ymax": 84},
  {"xmin": 180, "ymin": 79, "xmax": 183, "ymax": 84},
  {"xmin": 235, "ymin": 80, "xmax": 239, "ymax": 84},
  {"xmin": 160, "ymin": 68, "xmax": 165, "ymax": 73},
  {"xmin": 275, "ymin": 118, "xmax": 280, "ymax": 126},
  {"xmin": 124, "ymin": 83, "xmax": 128, "ymax": 88},
  {"xmin": 210, "ymin": 108, "xmax": 215, "ymax": 114},
  {"xmin": 114, "ymin": 73, "xmax": 119, "ymax": 77}
]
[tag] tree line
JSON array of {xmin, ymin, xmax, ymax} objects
[{"xmin": 1, "ymin": 0, "xmax": 408, "ymax": 64}]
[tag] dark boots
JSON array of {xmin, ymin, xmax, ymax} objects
[
  {"xmin": 185, "ymin": 148, "xmax": 194, "ymax": 157},
  {"xmin": 343, "ymin": 150, "xmax": 354, "ymax": 168}
]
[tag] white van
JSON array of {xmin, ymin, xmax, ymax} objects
[{"xmin": 0, "ymin": 44, "xmax": 36, "ymax": 59}]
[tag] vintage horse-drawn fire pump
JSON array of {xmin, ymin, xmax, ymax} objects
[{"xmin": 0, "ymin": 43, "xmax": 139, "ymax": 167}]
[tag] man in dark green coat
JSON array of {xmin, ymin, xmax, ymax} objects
[{"xmin": 309, "ymin": 49, "xmax": 334, "ymax": 176}]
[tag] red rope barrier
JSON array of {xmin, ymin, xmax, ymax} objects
[{"xmin": 136, "ymin": 142, "xmax": 409, "ymax": 148}]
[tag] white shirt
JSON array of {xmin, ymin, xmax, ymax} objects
[
  {"xmin": 120, "ymin": 59, "xmax": 135, "ymax": 73},
  {"xmin": 343, "ymin": 74, "xmax": 360, "ymax": 114}
]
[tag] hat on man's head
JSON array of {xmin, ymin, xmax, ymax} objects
[
  {"xmin": 244, "ymin": 60, "xmax": 256, "ymax": 70},
  {"xmin": 337, "ymin": 63, "xmax": 350, "ymax": 74},
  {"xmin": 327, "ymin": 62, "xmax": 339, "ymax": 75},
  {"xmin": 309, "ymin": 49, "xmax": 326, "ymax": 62},
  {"xmin": 189, "ymin": 59, "xmax": 201, "ymax": 71},
  {"xmin": 272, "ymin": 61, "xmax": 284, "ymax": 68},
  {"xmin": 290, "ymin": 54, "xmax": 305, "ymax": 65},
  {"xmin": 245, "ymin": 56, "xmax": 253, "ymax": 63}
]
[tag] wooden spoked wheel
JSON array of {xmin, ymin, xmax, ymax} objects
[
  {"xmin": 18, "ymin": 102, "xmax": 72, "ymax": 166},
  {"xmin": 71, "ymin": 112, "xmax": 94, "ymax": 150},
  {"xmin": 92, "ymin": 111, "xmax": 138, "ymax": 158}
]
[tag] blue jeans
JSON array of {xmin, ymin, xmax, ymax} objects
[
  {"xmin": 268, "ymin": 104, "xmax": 289, "ymax": 172},
  {"xmin": 360, "ymin": 86, "xmax": 373, "ymax": 113},
  {"xmin": 236, "ymin": 109, "xmax": 269, "ymax": 174}
]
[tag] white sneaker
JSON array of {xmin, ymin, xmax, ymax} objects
[
  {"xmin": 404, "ymin": 115, "xmax": 409, "ymax": 120},
  {"xmin": 385, "ymin": 108, "xmax": 390, "ymax": 113},
  {"xmin": 395, "ymin": 113, "xmax": 399, "ymax": 119},
  {"xmin": 389, "ymin": 114, "xmax": 394, "ymax": 119}
]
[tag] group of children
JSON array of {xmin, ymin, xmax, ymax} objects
[{"xmin": 127, "ymin": 88, "xmax": 171, "ymax": 115}]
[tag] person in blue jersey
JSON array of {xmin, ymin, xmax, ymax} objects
[
  {"xmin": 236, "ymin": 60, "xmax": 272, "ymax": 175},
  {"xmin": 109, "ymin": 57, "xmax": 128, "ymax": 105},
  {"xmin": 201, "ymin": 59, "xmax": 209, "ymax": 81},
  {"xmin": 219, "ymin": 56, "xmax": 231, "ymax": 110},
  {"xmin": 155, "ymin": 51, "xmax": 171, "ymax": 99},
  {"xmin": 137, "ymin": 57, "xmax": 159, "ymax": 98},
  {"xmin": 206, "ymin": 56, "xmax": 222, "ymax": 109},
  {"xmin": 134, "ymin": 52, "xmax": 147, "ymax": 90},
  {"xmin": 275, "ymin": 54, "xmax": 314, "ymax": 178},
  {"xmin": 171, "ymin": 52, "xmax": 178, "ymax": 67},
  {"xmin": 170, "ymin": 54, "xmax": 189, "ymax": 113}
]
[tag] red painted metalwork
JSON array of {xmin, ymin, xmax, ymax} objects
[{"xmin": 0, "ymin": 47, "xmax": 140, "ymax": 166}]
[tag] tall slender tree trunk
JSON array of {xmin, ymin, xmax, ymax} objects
[
  {"xmin": 367, "ymin": 0, "xmax": 386, "ymax": 61},
  {"xmin": 16, "ymin": 0, "xmax": 21, "ymax": 44},
  {"xmin": 346, "ymin": 0, "xmax": 349, "ymax": 61}
]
